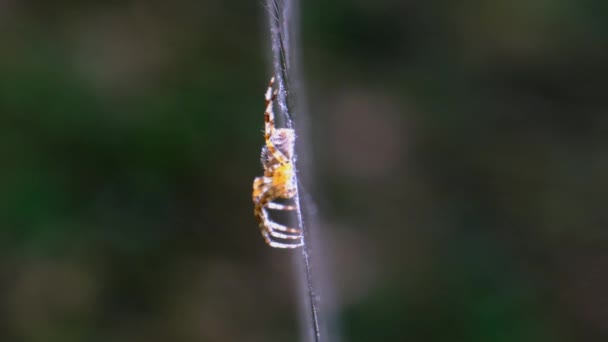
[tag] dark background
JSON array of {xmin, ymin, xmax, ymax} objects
[{"xmin": 1, "ymin": 1, "xmax": 607, "ymax": 341}]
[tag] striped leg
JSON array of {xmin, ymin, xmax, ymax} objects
[
  {"xmin": 263, "ymin": 77, "xmax": 290, "ymax": 165},
  {"xmin": 253, "ymin": 179, "xmax": 302, "ymax": 248}
]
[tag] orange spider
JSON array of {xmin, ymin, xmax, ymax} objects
[{"xmin": 252, "ymin": 76, "xmax": 303, "ymax": 248}]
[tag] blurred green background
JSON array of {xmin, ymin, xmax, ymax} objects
[{"xmin": 1, "ymin": 0, "xmax": 607, "ymax": 341}]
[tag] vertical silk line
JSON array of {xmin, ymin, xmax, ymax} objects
[{"xmin": 265, "ymin": 0, "xmax": 322, "ymax": 341}]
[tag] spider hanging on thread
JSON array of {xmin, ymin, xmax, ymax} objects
[{"xmin": 252, "ymin": 76, "xmax": 303, "ymax": 248}]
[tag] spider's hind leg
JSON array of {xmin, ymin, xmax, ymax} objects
[
  {"xmin": 253, "ymin": 186, "xmax": 303, "ymax": 248},
  {"xmin": 262, "ymin": 231, "xmax": 304, "ymax": 248},
  {"xmin": 267, "ymin": 202, "xmax": 296, "ymax": 210},
  {"xmin": 257, "ymin": 208, "xmax": 303, "ymax": 248}
]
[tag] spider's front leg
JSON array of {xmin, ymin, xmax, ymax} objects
[{"xmin": 263, "ymin": 77, "xmax": 293, "ymax": 166}]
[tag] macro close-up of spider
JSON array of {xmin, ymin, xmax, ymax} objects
[
  {"xmin": 3, "ymin": 1, "xmax": 607, "ymax": 341},
  {"xmin": 252, "ymin": 77, "xmax": 303, "ymax": 248}
]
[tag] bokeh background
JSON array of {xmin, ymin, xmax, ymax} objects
[{"xmin": 1, "ymin": 1, "xmax": 607, "ymax": 341}]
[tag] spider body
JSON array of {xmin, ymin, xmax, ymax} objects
[{"xmin": 252, "ymin": 77, "xmax": 303, "ymax": 248}]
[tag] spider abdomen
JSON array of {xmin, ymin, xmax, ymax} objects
[{"xmin": 270, "ymin": 128, "xmax": 295, "ymax": 159}]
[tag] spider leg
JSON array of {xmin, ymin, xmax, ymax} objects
[
  {"xmin": 254, "ymin": 195, "xmax": 301, "ymax": 234},
  {"xmin": 252, "ymin": 176, "xmax": 271, "ymax": 201},
  {"xmin": 266, "ymin": 202, "xmax": 296, "ymax": 210},
  {"xmin": 253, "ymin": 181, "xmax": 303, "ymax": 248},
  {"xmin": 264, "ymin": 77, "xmax": 278, "ymax": 137},
  {"xmin": 263, "ymin": 76, "xmax": 291, "ymax": 165},
  {"xmin": 262, "ymin": 231, "xmax": 303, "ymax": 248},
  {"xmin": 267, "ymin": 229, "xmax": 301, "ymax": 240},
  {"xmin": 254, "ymin": 200, "xmax": 298, "ymax": 232},
  {"xmin": 258, "ymin": 207, "xmax": 303, "ymax": 247},
  {"xmin": 254, "ymin": 185, "xmax": 300, "ymax": 233}
]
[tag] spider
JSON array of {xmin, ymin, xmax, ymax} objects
[{"xmin": 252, "ymin": 76, "xmax": 303, "ymax": 248}]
